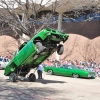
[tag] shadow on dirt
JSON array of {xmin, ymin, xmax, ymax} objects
[
  {"xmin": 0, "ymin": 76, "xmax": 66, "ymax": 84},
  {"xmin": 36, "ymin": 79, "xmax": 66, "ymax": 84},
  {"xmin": 0, "ymin": 78, "xmax": 60, "ymax": 100},
  {"xmin": 20, "ymin": 78, "xmax": 66, "ymax": 84}
]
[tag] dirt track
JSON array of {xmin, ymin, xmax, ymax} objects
[{"xmin": 0, "ymin": 70, "xmax": 100, "ymax": 100}]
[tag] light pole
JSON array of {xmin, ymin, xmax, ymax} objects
[{"xmin": 56, "ymin": 13, "xmax": 63, "ymax": 60}]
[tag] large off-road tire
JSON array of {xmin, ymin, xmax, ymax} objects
[
  {"xmin": 35, "ymin": 42, "xmax": 44, "ymax": 53},
  {"xmin": 9, "ymin": 73, "xmax": 17, "ymax": 82},
  {"xmin": 47, "ymin": 70, "xmax": 53, "ymax": 75},
  {"xmin": 29, "ymin": 73, "xmax": 36, "ymax": 82},
  {"xmin": 57, "ymin": 44, "xmax": 64, "ymax": 55}
]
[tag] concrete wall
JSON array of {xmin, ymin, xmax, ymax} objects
[
  {"xmin": 0, "ymin": 21, "xmax": 100, "ymax": 61},
  {"xmin": 62, "ymin": 21, "xmax": 100, "ymax": 39}
]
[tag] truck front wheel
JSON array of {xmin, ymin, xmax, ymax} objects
[{"xmin": 57, "ymin": 44, "xmax": 64, "ymax": 55}]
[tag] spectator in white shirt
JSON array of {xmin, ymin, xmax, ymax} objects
[{"xmin": 37, "ymin": 64, "xmax": 43, "ymax": 79}]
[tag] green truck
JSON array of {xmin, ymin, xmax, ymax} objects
[{"xmin": 4, "ymin": 27, "xmax": 69, "ymax": 82}]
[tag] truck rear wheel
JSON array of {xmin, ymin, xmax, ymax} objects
[
  {"xmin": 29, "ymin": 73, "xmax": 36, "ymax": 82},
  {"xmin": 9, "ymin": 73, "xmax": 17, "ymax": 82}
]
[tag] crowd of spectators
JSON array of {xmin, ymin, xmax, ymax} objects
[
  {"xmin": 0, "ymin": 55, "xmax": 12, "ymax": 60},
  {"xmin": 44, "ymin": 59, "xmax": 100, "ymax": 77},
  {"xmin": 1, "ymin": 54, "xmax": 100, "ymax": 77}
]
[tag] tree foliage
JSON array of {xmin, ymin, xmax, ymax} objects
[{"xmin": 0, "ymin": 0, "xmax": 60, "ymax": 41}]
